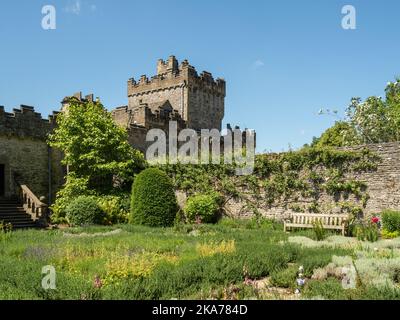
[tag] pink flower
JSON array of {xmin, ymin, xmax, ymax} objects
[
  {"xmin": 371, "ymin": 217, "xmax": 379, "ymax": 224},
  {"xmin": 94, "ymin": 275, "xmax": 103, "ymax": 289}
]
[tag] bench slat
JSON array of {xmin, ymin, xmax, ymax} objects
[
  {"xmin": 284, "ymin": 213, "xmax": 348, "ymax": 236},
  {"xmin": 286, "ymin": 223, "xmax": 344, "ymax": 230}
]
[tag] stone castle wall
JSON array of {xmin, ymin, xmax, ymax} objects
[
  {"xmin": 0, "ymin": 105, "xmax": 63, "ymax": 201},
  {"xmin": 0, "ymin": 57, "xmax": 227, "ymax": 205},
  {"xmin": 128, "ymin": 80, "xmax": 187, "ymax": 121},
  {"xmin": 222, "ymin": 142, "xmax": 400, "ymax": 220},
  {"xmin": 187, "ymin": 77, "xmax": 225, "ymax": 131},
  {"xmin": 126, "ymin": 56, "xmax": 225, "ymax": 132}
]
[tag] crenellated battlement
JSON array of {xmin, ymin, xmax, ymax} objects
[
  {"xmin": 61, "ymin": 92, "xmax": 95, "ymax": 112},
  {"xmin": 127, "ymin": 56, "xmax": 226, "ymax": 97},
  {"xmin": 112, "ymin": 101, "xmax": 186, "ymax": 131},
  {"xmin": 0, "ymin": 105, "xmax": 58, "ymax": 139},
  {"xmin": 137, "ymin": 105, "xmax": 186, "ymax": 130},
  {"xmin": 126, "ymin": 56, "xmax": 226, "ymax": 132}
]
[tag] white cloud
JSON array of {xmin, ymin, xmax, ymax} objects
[
  {"xmin": 252, "ymin": 59, "xmax": 265, "ymax": 69},
  {"xmin": 65, "ymin": 0, "xmax": 81, "ymax": 15}
]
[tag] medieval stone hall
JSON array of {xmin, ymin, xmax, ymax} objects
[{"xmin": 0, "ymin": 56, "xmax": 227, "ymax": 227}]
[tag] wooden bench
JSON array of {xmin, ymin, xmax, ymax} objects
[{"xmin": 284, "ymin": 213, "xmax": 348, "ymax": 236}]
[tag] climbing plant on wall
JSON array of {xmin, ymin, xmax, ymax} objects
[{"xmin": 160, "ymin": 146, "xmax": 379, "ymax": 219}]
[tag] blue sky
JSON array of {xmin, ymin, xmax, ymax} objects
[{"xmin": 0, "ymin": 0, "xmax": 399, "ymax": 152}]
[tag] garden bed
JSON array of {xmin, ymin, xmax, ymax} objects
[{"xmin": 0, "ymin": 219, "xmax": 399, "ymax": 300}]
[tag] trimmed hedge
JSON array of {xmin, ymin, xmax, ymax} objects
[
  {"xmin": 130, "ymin": 168, "xmax": 178, "ymax": 227},
  {"xmin": 65, "ymin": 196, "xmax": 105, "ymax": 226}
]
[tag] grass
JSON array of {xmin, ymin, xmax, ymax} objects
[{"xmin": 0, "ymin": 218, "xmax": 399, "ymax": 300}]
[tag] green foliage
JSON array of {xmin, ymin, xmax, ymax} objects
[
  {"xmin": 303, "ymin": 278, "xmax": 348, "ymax": 300},
  {"xmin": 325, "ymin": 179, "xmax": 367, "ymax": 198},
  {"xmin": 0, "ymin": 221, "xmax": 13, "ymax": 241},
  {"xmin": 362, "ymin": 285, "xmax": 400, "ymax": 300},
  {"xmin": 65, "ymin": 196, "xmax": 106, "ymax": 226},
  {"xmin": 381, "ymin": 229, "xmax": 400, "ymax": 239},
  {"xmin": 316, "ymin": 79, "xmax": 400, "ymax": 146},
  {"xmin": 353, "ymin": 223, "xmax": 379, "ymax": 242},
  {"xmin": 50, "ymin": 173, "xmax": 94, "ymax": 223},
  {"xmin": 312, "ymin": 121, "xmax": 358, "ymax": 148},
  {"xmin": 218, "ymin": 217, "xmax": 282, "ymax": 230},
  {"xmin": 97, "ymin": 194, "xmax": 130, "ymax": 225},
  {"xmin": 295, "ymin": 247, "xmax": 351, "ymax": 277},
  {"xmin": 312, "ymin": 220, "xmax": 326, "ymax": 241},
  {"xmin": 240, "ymin": 244, "xmax": 296, "ymax": 279},
  {"xmin": 289, "ymin": 204, "xmax": 305, "ymax": 213},
  {"xmin": 308, "ymin": 202, "xmax": 320, "ymax": 213},
  {"xmin": 0, "ymin": 221, "xmax": 12, "ymax": 233},
  {"xmin": 49, "ymin": 97, "xmax": 146, "ymax": 225},
  {"xmin": 160, "ymin": 146, "xmax": 377, "ymax": 221},
  {"xmin": 184, "ymin": 192, "xmax": 222, "ymax": 223},
  {"xmin": 270, "ymin": 265, "xmax": 299, "ymax": 288},
  {"xmin": 48, "ymin": 97, "xmax": 146, "ymax": 193},
  {"xmin": 130, "ymin": 168, "xmax": 178, "ymax": 227},
  {"xmin": 382, "ymin": 210, "xmax": 400, "ymax": 232},
  {"xmin": 1, "ymin": 221, "xmax": 399, "ymax": 300}
]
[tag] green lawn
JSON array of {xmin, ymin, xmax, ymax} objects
[{"xmin": 0, "ymin": 219, "xmax": 399, "ymax": 300}]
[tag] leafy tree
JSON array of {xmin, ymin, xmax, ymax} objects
[
  {"xmin": 49, "ymin": 97, "xmax": 146, "ymax": 193},
  {"xmin": 312, "ymin": 121, "xmax": 358, "ymax": 147},
  {"xmin": 316, "ymin": 79, "xmax": 400, "ymax": 146},
  {"xmin": 386, "ymin": 80, "xmax": 400, "ymax": 141},
  {"xmin": 346, "ymin": 96, "xmax": 394, "ymax": 144}
]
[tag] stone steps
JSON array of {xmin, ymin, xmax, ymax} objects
[{"xmin": 0, "ymin": 198, "xmax": 38, "ymax": 229}]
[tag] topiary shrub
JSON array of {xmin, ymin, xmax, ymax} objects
[
  {"xmin": 382, "ymin": 210, "xmax": 400, "ymax": 233},
  {"xmin": 184, "ymin": 192, "xmax": 222, "ymax": 224},
  {"xmin": 130, "ymin": 168, "xmax": 178, "ymax": 227},
  {"xmin": 65, "ymin": 196, "xmax": 105, "ymax": 226}
]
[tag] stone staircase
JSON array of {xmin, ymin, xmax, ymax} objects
[{"xmin": 0, "ymin": 197, "xmax": 38, "ymax": 229}]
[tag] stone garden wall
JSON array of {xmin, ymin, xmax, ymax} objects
[
  {"xmin": 224, "ymin": 142, "xmax": 400, "ymax": 220},
  {"xmin": 176, "ymin": 142, "xmax": 400, "ymax": 221}
]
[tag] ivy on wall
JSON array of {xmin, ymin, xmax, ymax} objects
[{"xmin": 159, "ymin": 146, "xmax": 380, "ymax": 219}]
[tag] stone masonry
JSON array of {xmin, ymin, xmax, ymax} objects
[
  {"xmin": 222, "ymin": 142, "xmax": 400, "ymax": 220},
  {"xmin": 0, "ymin": 56, "xmax": 228, "ymax": 201},
  {"xmin": 2, "ymin": 56, "xmax": 399, "ymax": 219},
  {"xmin": 0, "ymin": 105, "xmax": 63, "ymax": 201},
  {"xmin": 111, "ymin": 56, "xmax": 227, "ymax": 152},
  {"xmin": 126, "ymin": 56, "xmax": 226, "ymax": 132}
]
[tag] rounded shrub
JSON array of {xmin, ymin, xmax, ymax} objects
[
  {"xmin": 382, "ymin": 210, "xmax": 400, "ymax": 233},
  {"xmin": 130, "ymin": 168, "xmax": 178, "ymax": 227},
  {"xmin": 65, "ymin": 196, "xmax": 106, "ymax": 226},
  {"xmin": 184, "ymin": 192, "xmax": 222, "ymax": 224}
]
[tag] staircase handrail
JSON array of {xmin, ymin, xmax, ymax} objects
[{"xmin": 19, "ymin": 185, "xmax": 48, "ymax": 222}]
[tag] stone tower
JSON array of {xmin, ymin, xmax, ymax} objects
[{"xmin": 127, "ymin": 55, "xmax": 226, "ymax": 131}]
